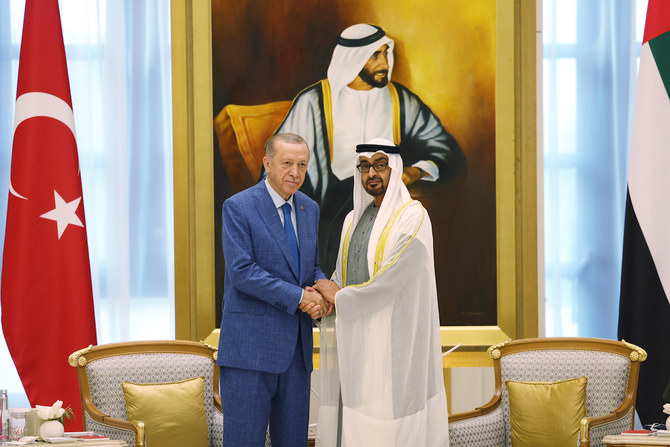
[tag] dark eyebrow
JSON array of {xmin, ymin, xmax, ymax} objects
[{"xmin": 372, "ymin": 156, "xmax": 388, "ymax": 163}]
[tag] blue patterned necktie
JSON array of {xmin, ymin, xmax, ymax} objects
[{"xmin": 281, "ymin": 202, "xmax": 300, "ymax": 273}]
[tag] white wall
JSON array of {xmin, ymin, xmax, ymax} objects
[{"xmin": 449, "ymin": 367, "xmax": 496, "ymax": 414}]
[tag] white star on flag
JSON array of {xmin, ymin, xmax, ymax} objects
[{"xmin": 40, "ymin": 190, "xmax": 84, "ymax": 239}]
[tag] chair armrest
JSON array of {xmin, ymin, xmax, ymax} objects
[
  {"xmin": 82, "ymin": 399, "xmax": 145, "ymax": 447},
  {"xmin": 579, "ymin": 402, "xmax": 636, "ymax": 447},
  {"xmin": 449, "ymin": 392, "xmax": 501, "ymax": 423},
  {"xmin": 448, "ymin": 405, "xmax": 506, "ymax": 447},
  {"xmin": 214, "ymin": 394, "xmax": 222, "ymax": 413},
  {"xmin": 209, "ymin": 399, "xmax": 224, "ymax": 447}
]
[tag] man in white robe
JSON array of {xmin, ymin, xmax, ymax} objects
[
  {"xmin": 276, "ymin": 24, "xmax": 464, "ymax": 275},
  {"xmin": 313, "ymin": 138, "xmax": 449, "ymax": 446}
]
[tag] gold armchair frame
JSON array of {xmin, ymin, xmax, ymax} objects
[
  {"xmin": 69, "ymin": 340, "xmax": 221, "ymax": 447},
  {"xmin": 448, "ymin": 338, "xmax": 647, "ymax": 447}
]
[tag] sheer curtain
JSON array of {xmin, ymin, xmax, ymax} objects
[
  {"xmin": 0, "ymin": 0, "xmax": 174, "ymax": 407},
  {"xmin": 543, "ymin": 0, "xmax": 647, "ymax": 338}
]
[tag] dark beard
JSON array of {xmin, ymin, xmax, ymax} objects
[
  {"xmin": 357, "ymin": 66, "xmax": 389, "ymax": 88},
  {"xmin": 363, "ymin": 177, "xmax": 387, "ymax": 197}
]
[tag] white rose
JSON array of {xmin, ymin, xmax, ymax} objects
[{"xmin": 36, "ymin": 400, "xmax": 65, "ymax": 420}]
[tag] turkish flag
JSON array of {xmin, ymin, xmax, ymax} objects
[{"xmin": 1, "ymin": 0, "xmax": 97, "ymax": 431}]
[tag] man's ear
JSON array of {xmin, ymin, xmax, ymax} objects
[{"xmin": 262, "ymin": 156, "xmax": 270, "ymax": 171}]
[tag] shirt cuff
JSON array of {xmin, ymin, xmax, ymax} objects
[{"xmin": 412, "ymin": 160, "xmax": 439, "ymax": 182}]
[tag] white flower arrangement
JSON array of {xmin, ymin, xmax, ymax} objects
[{"xmin": 36, "ymin": 400, "xmax": 73, "ymax": 423}]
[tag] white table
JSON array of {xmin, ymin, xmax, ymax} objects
[
  {"xmin": 9, "ymin": 440, "xmax": 127, "ymax": 447},
  {"xmin": 603, "ymin": 434, "xmax": 670, "ymax": 446}
]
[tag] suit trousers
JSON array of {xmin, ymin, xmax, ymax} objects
[{"xmin": 220, "ymin": 329, "xmax": 310, "ymax": 446}]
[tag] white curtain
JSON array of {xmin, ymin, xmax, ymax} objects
[
  {"xmin": 543, "ymin": 0, "xmax": 647, "ymax": 337},
  {"xmin": 0, "ymin": 0, "xmax": 174, "ymax": 408}
]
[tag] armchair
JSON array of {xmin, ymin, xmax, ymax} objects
[
  {"xmin": 448, "ymin": 337, "xmax": 646, "ymax": 447},
  {"xmin": 69, "ymin": 340, "xmax": 223, "ymax": 447},
  {"xmin": 214, "ymin": 101, "xmax": 291, "ymax": 192}
]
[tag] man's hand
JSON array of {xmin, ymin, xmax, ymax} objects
[
  {"xmin": 402, "ymin": 166, "xmax": 423, "ymax": 185},
  {"xmin": 298, "ymin": 287, "xmax": 329, "ymax": 319},
  {"xmin": 313, "ymin": 279, "xmax": 341, "ymax": 306}
]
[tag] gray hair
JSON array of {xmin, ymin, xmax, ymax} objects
[{"xmin": 265, "ymin": 133, "xmax": 307, "ymax": 157}]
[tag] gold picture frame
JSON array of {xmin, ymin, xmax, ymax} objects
[{"xmin": 170, "ymin": 0, "xmax": 538, "ymax": 367}]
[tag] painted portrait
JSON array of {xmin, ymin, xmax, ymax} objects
[{"xmin": 211, "ymin": 0, "xmax": 497, "ymax": 328}]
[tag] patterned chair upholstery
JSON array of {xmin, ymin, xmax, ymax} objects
[
  {"xmin": 448, "ymin": 338, "xmax": 646, "ymax": 447},
  {"xmin": 69, "ymin": 340, "xmax": 225, "ymax": 447}
]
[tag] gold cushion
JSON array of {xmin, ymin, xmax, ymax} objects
[
  {"xmin": 214, "ymin": 101, "xmax": 292, "ymax": 192},
  {"xmin": 506, "ymin": 376, "xmax": 587, "ymax": 447},
  {"xmin": 121, "ymin": 376, "xmax": 209, "ymax": 447}
]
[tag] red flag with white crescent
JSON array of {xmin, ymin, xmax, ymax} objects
[{"xmin": 1, "ymin": 0, "xmax": 97, "ymax": 430}]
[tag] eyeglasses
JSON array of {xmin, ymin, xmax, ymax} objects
[{"xmin": 356, "ymin": 161, "xmax": 389, "ymax": 173}]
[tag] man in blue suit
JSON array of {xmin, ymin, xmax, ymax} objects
[{"xmin": 218, "ymin": 132, "xmax": 330, "ymax": 446}]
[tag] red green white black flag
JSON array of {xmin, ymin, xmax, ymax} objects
[{"xmin": 619, "ymin": 0, "xmax": 670, "ymax": 426}]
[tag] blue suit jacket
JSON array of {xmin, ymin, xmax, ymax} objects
[{"xmin": 217, "ymin": 181, "xmax": 326, "ymax": 374}]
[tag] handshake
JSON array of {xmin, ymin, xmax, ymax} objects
[{"xmin": 298, "ymin": 279, "xmax": 340, "ymax": 320}]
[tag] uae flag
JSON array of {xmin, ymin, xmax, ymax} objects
[
  {"xmin": 618, "ymin": 0, "xmax": 670, "ymax": 426},
  {"xmin": 1, "ymin": 0, "xmax": 97, "ymax": 430}
]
